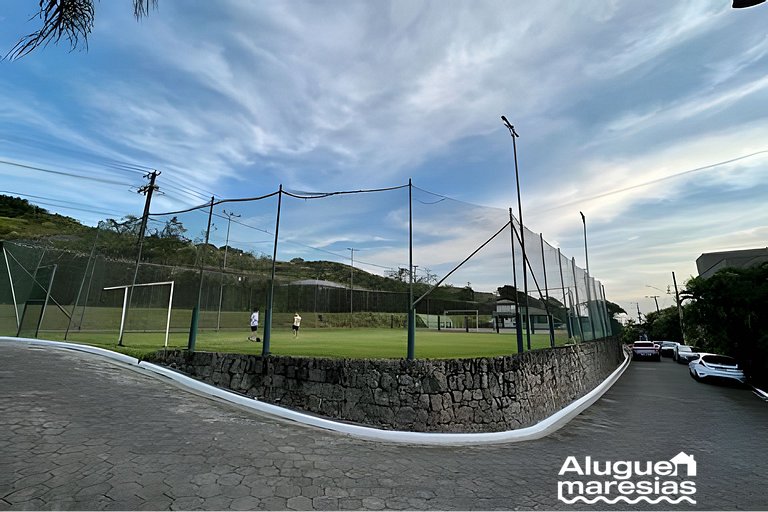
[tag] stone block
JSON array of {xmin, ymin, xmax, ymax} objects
[
  {"xmin": 395, "ymin": 406, "xmax": 416, "ymax": 424},
  {"xmin": 308, "ymin": 369, "xmax": 326, "ymax": 382}
]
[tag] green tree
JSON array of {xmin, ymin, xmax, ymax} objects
[
  {"xmin": 644, "ymin": 306, "xmax": 683, "ymax": 343},
  {"xmin": 0, "ymin": 194, "xmax": 46, "ymax": 217},
  {"xmin": 683, "ymin": 263, "xmax": 768, "ymax": 386},
  {"xmin": 6, "ymin": 0, "xmax": 157, "ymax": 60},
  {"xmin": 104, "ymin": 215, "xmax": 141, "ymax": 236},
  {"xmin": 619, "ymin": 319, "xmax": 642, "ymax": 345},
  {"xmin": 606, "ymin": 300, "xmax": 626, "ymax": 319}
]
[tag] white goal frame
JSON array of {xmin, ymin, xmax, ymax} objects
[
  {"xmin": 442, "ymin": 309, "xmax": 480, "ymax": 332},
  {"xmin": 103, "ymin": 281, "xmax": 175, "ymax": 347}
]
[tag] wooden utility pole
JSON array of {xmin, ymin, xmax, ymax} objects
[{"xmin": 121, "ymin": 170, "xmax": 160, "ymax": 346}]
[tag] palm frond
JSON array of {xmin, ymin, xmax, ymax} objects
[
  {"xmin": 134, "ymin": 0, "xmax": 158, "ymax": 20},
  {"xmin": 4, "ymin": 0, "xmax": 95, "ymax": 61}
]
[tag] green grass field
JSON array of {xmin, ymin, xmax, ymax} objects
[{"xmin": 41, "ymin": 327, "xmax": 570, "ymax": 360}]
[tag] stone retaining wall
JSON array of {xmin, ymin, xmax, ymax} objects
[{"xmin": 150, "ymin": 338, "xmax": 622, "ymax": 432}]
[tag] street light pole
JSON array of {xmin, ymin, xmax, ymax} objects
[{"xmin": 501, "ymin": 115, "xmax": 530, "ymax": 350}]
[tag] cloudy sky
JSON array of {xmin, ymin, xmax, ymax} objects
[{"xmin": 1, "ymin": 0, "xmax": 767, "ymax": 317}]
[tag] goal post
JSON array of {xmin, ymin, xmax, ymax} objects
[
  {"xmin": 103, "ymin": 281, "xmax": 175, "ymax": 347},
  {"xmin": 442, "ymin": 309, "xmax": 480, "ymax": 332}
]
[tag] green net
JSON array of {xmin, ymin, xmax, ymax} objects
[{"xmin": 0, "ymin": 181, "xmax": 612, "ymax": 355}]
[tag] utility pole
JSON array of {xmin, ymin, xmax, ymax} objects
[
  {"xmin": 635, "ymin": 302, "xmax": 643, "ymax": 324},
  {"xmin": 217, "ymin": 210, "xmax": 240, "ymax": 331},
  {"xmin": 121, "ymin": 170, "xmax": 160, "ymax": 346},
  {"xmin": 645, "ymin": 295, "xmax": 660, "ymax": 313},
  {"xmin": 580, "ymin": 211, "xmax": 597, "ymax": 339},
  {"xmin": 347, "ymin": 247, "xmax": 358, "ymax": 327},
  {"xmin": 672, "ymin": 271, "xmax": 685, "ymax": 343}
]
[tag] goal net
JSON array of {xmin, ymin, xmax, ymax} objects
[
  {"xmin": 103, "ymin": 281, "xmax": 175, "ymax": 346},
  {"xmin": 441, "ymin": 309, "xmax": 481, "ymax": 332}
]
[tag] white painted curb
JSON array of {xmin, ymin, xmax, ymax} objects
[
  {"xmin": 752, "ymin": 386, "xmax": 768, "ymax": 401},
  {"xmin": 1, "ymin": 336, "xmax": 630, "ymax": 446}
]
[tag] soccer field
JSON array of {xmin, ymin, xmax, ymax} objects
[{"xmin": 50, "ymin": 327, "xmax": 570, "ymax": 359}]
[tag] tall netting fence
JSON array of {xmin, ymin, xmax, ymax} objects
[{"xmin": 0, "ymin": 180, "xmax": 611, "ymax": 355}]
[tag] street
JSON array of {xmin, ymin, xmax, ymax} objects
[{"xmin": 1, "ymin": 341, "xmax": 766, "ymax": 510}]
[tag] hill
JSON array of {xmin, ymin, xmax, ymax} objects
[{"xmin": 0, "ymin": 195, "xmax": 87, "ymax": 240}]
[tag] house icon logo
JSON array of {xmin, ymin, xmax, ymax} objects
[{"xmin": 670, "ymin": 452, "xmax": 697, "ymax": 477}]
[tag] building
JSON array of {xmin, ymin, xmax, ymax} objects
[
  {"xmin": 492, "ymin": 298, "xmax": 551, "ymax": 331},
  {"xmin": 696, "ymin": 248, "xmax": 768, "ymax": 278}
]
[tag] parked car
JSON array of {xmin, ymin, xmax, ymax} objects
[
  {"xmin": 689, "ymin": 354, "xmax": 747, "ymax": 385},
  {"xmin": 632, "ymin": 341, "xmax": 661, "ymax": 361},
  {"xmin": 674, "ymin": 345, "xmax": 698, "ymax": 363},
  {"xmin": 657, "ymin": 341, "xmax": 679, "ymax": 358}
]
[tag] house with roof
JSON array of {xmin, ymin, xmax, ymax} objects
[{"xmin": 670, "ymin": 452, "xmax": 697, "ymax": 477}]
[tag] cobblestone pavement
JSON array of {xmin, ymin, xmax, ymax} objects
[{"xmin": 1, "ymin": 341, "xmax": 766, "ymax": 510}]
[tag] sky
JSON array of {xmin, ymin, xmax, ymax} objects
[{"xmin": 1, "ymin": 0, "xmax": 767, "ymax": 319}]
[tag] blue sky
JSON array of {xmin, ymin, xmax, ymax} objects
[{"xmin": 1, "ymin": 1, "xmax": 767, "ymax": 318}]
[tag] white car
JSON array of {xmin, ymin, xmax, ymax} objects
[
  {"xmin": 658, "ymin": 341, "xmax": 679, "ymax": 358},
  {"xmin": 674, "ymin": 345, "xmax": 698, "ymax": 363},
  {"xmin": 689, "ymin": 353, "xmax": 747, "ymax": 385}
]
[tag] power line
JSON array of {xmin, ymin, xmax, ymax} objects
[
  {"xmin": 0, "ymin": 158, "xmax": 135, "ymax": 187},
  {"xmin": 0, "ymin": 133, "xmax": 152, "ymax": 176},
  {"xmin": 0, "ymin": 190, "xmax": 126, "ymax": 218},
  {"xmin": 537, "ymin": 149, "xmax": 768, "ymax": 214}
]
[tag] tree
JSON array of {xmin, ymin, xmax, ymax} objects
[
  {"xmin": 156, "ymin": 216, "xmax": 187, "ymax": 240},
  {"xmin": 619, "ymin": 319, "xmax": 642, "ymax": 345},
  {"xmin": 387, "ymin": 267, "xmax": 409, "ymax": 282},
  {"xmin": 605, "ymin": 300, "xmax": 626, "ymax": 319},
  {"xmin": 5, "ymin": 0, "xmax": 157, "ymax": 60},
  {"xmin": 683, "ymin": 263, "xmax": 768, "ymax": 386},
  {"xmin": 0, "ymin": 194, "xmax": 46, "ymax": 217},
  {"xmin": 104, "ymin": 215, "xmax": 141, "ymax": 236},
  {"xmin": 643, "ymin": 306, "xmax": 683, "ymax": 343}
]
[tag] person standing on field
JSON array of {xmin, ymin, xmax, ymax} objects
[
  {"xmin": 292, "ymin": 312, "xmax": 302, "ymax": 338},
  {"xmin": 248, "ymin": 307, "xmax": 260, "ymax": 342}
]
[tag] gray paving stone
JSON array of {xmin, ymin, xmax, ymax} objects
[
  {"xmin": 170, "ymin": 496, "xmax": 204, "ymax": 510},
  {"xmin": 229, "ymin": 495, "xmax": 263, "ymax": 510},
  {"xmin": 286, "ymin": 495, "xmax": 314, "ymax": 510},
  {"xmin": 259, "ymin": 497, "xmax": 289, "ymax": 510},
  {"xmin": 361, "ymin": 496, "xmax": 386, "ymax": 510},
  {"xmin": 338, "ymin": 497, "xmax": 363, "ymax": 510},
  {"xmin": 2, "ymin": 342, "xmax": 767, "ymax": 511},
  {"xmin": 220, "ymin": 485, "xmax": 252, "ymax": 499},
  {"xmin": 200, "ymin": 495, "xmax": 234, "ymax": 510},
  {"xmin": 195, "ymin": 484, "xmax": 222, "ymax": 499},
  {"xmin": 312, "ymin": 496, "xmax": 339, "ymax": 510}
]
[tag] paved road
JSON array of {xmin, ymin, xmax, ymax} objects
[{"xmin": 1, "ymin": 341, "xmax": 766, "ymax": 510}]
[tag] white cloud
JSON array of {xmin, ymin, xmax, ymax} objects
[{"xmin": 3, "ymin": 0, "xmax": 768, "ymax": 311}]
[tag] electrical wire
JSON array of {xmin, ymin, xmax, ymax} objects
[
  {"xmin": 0, "ymin": 190, "xmax": 127, "ymax": 218},
  {"xmin": 0, "ymin": 158, "xmax": 135, "ymax": 187}
]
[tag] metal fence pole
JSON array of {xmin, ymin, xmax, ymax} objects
[{"xmin": 263, "ymin": 186, "xmax": 283, "ymax": 356}]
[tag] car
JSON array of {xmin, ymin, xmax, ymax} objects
[
  {"xmin": 674, "ymin": 345, "xmax": 699, "ymax": 364},
  {"xmin": 632, "ymin": 341, "xmax": 661, "ymax": 361},
  {"xmin": 689, "ymin": 353, "xmax": 747, "ymax": 385},
  {"xmin": 657, "ymin": 341, "xmax": 679, "ymax": 358}
]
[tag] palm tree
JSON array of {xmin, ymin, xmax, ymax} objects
[{"xmin": 5, "ymin": 0, "xmax": 157, "ymax": 60}]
